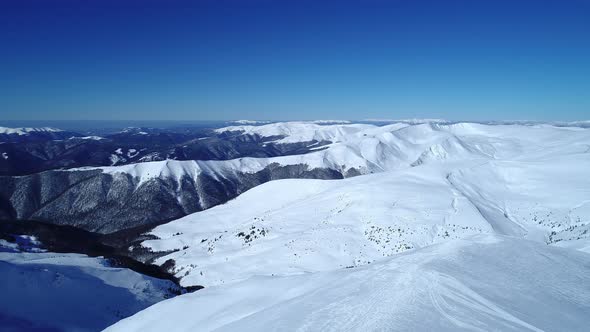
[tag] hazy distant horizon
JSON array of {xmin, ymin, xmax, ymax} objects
[{"xmin": 2, "ymin": 118, "xmax": 589, "ymax": 132}]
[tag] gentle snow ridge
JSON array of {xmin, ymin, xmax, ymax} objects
[
  {"xmin": 106, "ymin": 235, "xmax": 590, "ymax": 332},
  {"xmin": 215, "ymin": 121, "xmax": 375, "ymax": 144}
]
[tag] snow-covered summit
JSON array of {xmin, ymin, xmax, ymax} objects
[{"xmin": 216, "ymin": 121, "xmax": 373, "ymax": 144}]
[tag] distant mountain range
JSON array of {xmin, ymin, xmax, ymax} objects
[{"xmin": 2, "ymin": 120, "xmax": 590, "ymax": 331}]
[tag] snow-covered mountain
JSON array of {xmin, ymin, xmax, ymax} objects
[
  {"xmin": 2, "ymin": 120, "xmax": 590, "ymax": 331},
  {"xmin": 111, "ymin": 122, "xmax": 590, "ymax": 287},
  {"xmin": 0, "ymin": 126, "xmax": 63, "ymax": 136},
  {"xmin": 229, "ymin": 120, "xmax": 271, "ymax": 125},
  {"xmin": 98, "ymin": 121, "xmax": 590, "ymax": 186},
  {"xmin": 0, "ymin": 122, "xmax": 345, "ymax": 176},
  {"xmin": 216, "ymin": 121, "xmax": 377, "ymax": 144},
  {"xmin": 103, "ymin": 121, "xmax": 590, "ymax": 331},
  {"xmin": 214, "ymin": 121, "xmax": 590, "ymax": 174},
  {"xmin": 106, "ymin": 234, "xmax": 590, "ymax": 332},
  {"xmin": 139, "ymin": 153, "xmax": 590, "ymax": 287},
  {"xmin": 0, "ymin": 126, "xmax": 82, "ymax": 143},
  {"xmin": 3, "ymin": 121, "xmax": 588, "ymax": 235}
]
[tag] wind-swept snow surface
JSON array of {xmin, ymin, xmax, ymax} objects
[{"xmin": 106, "ymin": 235, "xmax": 590, "ymax": 332}]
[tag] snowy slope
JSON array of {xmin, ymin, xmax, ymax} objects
[
  {"xmin": 106, "ymin": 235, "xmax": 590, "ymax": 332},
  {"xmin": 5, "ymin": 121, "xmax": 590, "ymax": 331},
  {"xmin": 448, "ymin": 156, "xmax": 590, "ymax": 248},
  {"xmin": 102, "ymin": 121, "xmax": 590, "ymax": 331},
  {"xmin": 143, "ymin": 167, "xmax": 492, "ymax": 287},
  {"xmin": 0, "ymin": 250, "xmax": 179, "ymax": 332},
  {"xmin": 134, "ymin": 123, "xmax": 590, "ymax": 287}
]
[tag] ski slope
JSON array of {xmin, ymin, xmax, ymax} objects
[{"xmin": 107, "ymin": 235, "xmax": 590, "ymax": 332}]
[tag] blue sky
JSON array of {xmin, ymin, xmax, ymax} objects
[{"xmin": 1, "ymin": 0, "xmax": 589, "ymax": 121}]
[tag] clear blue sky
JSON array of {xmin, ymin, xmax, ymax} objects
[{"xmin": 1, "ymin": 0, "xmax": 589, "ymax": 121}]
